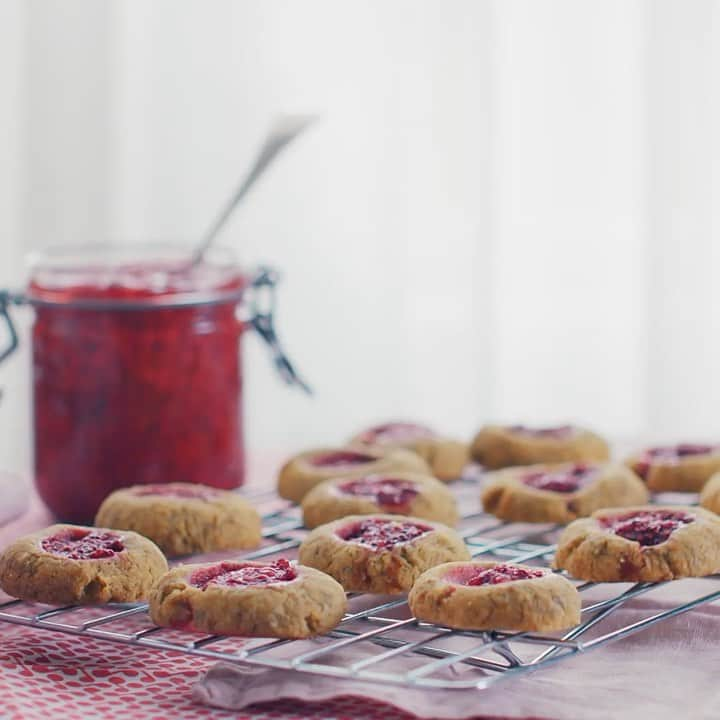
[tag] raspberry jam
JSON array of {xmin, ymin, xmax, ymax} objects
[
  {"xmin": 130, "ymin": 483, "xmax": 222, "ymax": 500},
  {"xmin": 29, "ymin": 248, "xmax": 248, "ymax": 523},
  {"xmin": 42, "ymin": 528, "xmax": 125, "ymax": 560},
  {"xmin": 337, "ymin": 476, "xmax": 420, "ymax": 508},
  {"xmin": 508, "ymin": 425, "xmax": 576, "ymax": 439},
  {"xmin": 337, "ymin": 518, "xmax": 431, "ymax": 550},
  {"xmin": 446, "ymin": 563, "xmax": 544, "ymax": 586},
  {"xmin": 357, "ymin": 422, "xmax": 436, "ymax": 445},
  {"xmin": 600, "ymin": 509, "xmax": 695, "ymax": 546},
  {"xmin": 311, "ymin": 450, "xmax": 377, "ymax": 468},
  {"xmin": 521, "ymin": 464, "xmax": 596, "ymax": 493},
  {"xmin": 634, "ymin": 444, "xmax": 717, "ymax": 480},
  {"xmin": 190, "ymin": 558, "xmax": 297, "ymax": 589}
]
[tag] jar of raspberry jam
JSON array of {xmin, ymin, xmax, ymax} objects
[{"xmin": 0, "ymin": 244, "xmax": 307, "ymax": 523}]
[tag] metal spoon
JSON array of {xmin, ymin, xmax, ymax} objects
[{"xmin": 190, "ymin": 114, "xmax": 317, "ymax": 266}]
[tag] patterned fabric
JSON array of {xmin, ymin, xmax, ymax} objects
[{"xmin": 0, "ymin": 624, "xmax": 416, "ymax": 720}]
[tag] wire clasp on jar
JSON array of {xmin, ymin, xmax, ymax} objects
[
  {"xmin": 247, "ymin": 267, "xmax": 312, "ymax": 395},
  {"xmin": 0, "ymin": 290, "xmax": 26, "ymax": 364}
]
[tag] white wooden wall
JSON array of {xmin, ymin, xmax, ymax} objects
[{"xmin": 1, "ymin": 0, "xmax": 719, "ymax": 478}]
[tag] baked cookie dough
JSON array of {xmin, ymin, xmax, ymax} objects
[
  {"xmin": 626, "ymin": 443, "xmax": 720, "ymax": 492},
  {"xmin": 298, "ymin": 514, "xmax": 470, "ymax": 594},
  {"xmin": 481, "ymin": 462, "xmax": 649, "ymax": 524},
  {"xmin": 700, "ymin": 471, "xmax": 720, "ymax": 514},
  {"xmin": 350, "ymin": 422, "xmax": 469, "ymax": 481},
  {"xmin": 301, "ymin": 472, "xmax": 458, "ymax": 529},
  {"xmin": 471, "ymin": 424, "xmax": 609, "ymax": 470},
  {"xmin": 409, "ymin": 561, "xmax": 580, "ymax": 632},
  {"xmin": 278, "ymin": 446, "xmax": 430, "ymax": 503},
  {"xmin": 148, "ymin": 558, "xmax": 346, "ymax": 638},
  {"xmin": 95, "ymin": 483, "xmax": 261, "ymax": 557},
  {"xmin": 553, "ymin": 505, "xmax": 720, "ymax": 582},
  {"xmin": 0, "ymin": 524, "xmax": 167, "ymax": 605}
]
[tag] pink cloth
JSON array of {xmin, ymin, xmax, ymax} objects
[
  {"xmin": 0, "ymin": 622, "xmax": 425, "ymax": 720},
  {"xmin": 194, "ymin": 585, "xmax": 720, "ymax": 719}
]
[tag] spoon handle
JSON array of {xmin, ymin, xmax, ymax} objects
[{"xmin": 191, "ymin": 114, "xmax": 317, "ymax": 266}]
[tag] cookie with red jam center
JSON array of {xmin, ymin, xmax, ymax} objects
[
  {"xmin": 298, "ymin": 514, "xmax": 470, "ymax": 594},
  {"xmin": 277, "ymin": 446, "xmax": 431, "ymax": 503},
  {"xmin": 409, "ymin": 560, "xmax": 580, "ymax": 632},
  {"xmin": 95, "ymin": 482, "xmax": 261, "ymax": 557},
  {"xmin": 626, "ymin": 442, "xmax": 720, "ymax": 492},
  {"xmin": 349, "ymin": 421, "xmax": 469, "ymax": 482},
  {"xmin": 300, "ymin": 471, "xmax": 458, "ymax": 529},
  {"xmin": 553, "ymin": 505, "xmax": 720, "ymax": 582},
  {"xmin": 699, "ymin": 471, "xmax": 720, "ymax": 515},
  {"xmin": 481, "ymin": 462, "xmax": 649, "ymax": 524},
  {"xmin": 0, "ymin": 523, "xmax": 167, "ymax": 604},
  {"xmin": 471, "ymin": 423, "xmax": 609, "ymax": 470},
  {"xmin": 148, "ymin": 558, "xmax": 346, "ymax": 638}
]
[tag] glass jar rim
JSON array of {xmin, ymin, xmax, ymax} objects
[{"xmin": 25, "ymin": 242, "xmax": 251, "ymax": 309}]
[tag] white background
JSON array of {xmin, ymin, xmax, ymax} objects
[{"xmin": 1, "ymin": 0, "xmax": 719, "ymax": 480}]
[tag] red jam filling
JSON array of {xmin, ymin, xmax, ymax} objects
[
  {"xmin": 633, "ymin": 443, "xmax": 717, "ymax": 480},
  {"xmin": 446, "ymin": 563, "xmax": 545, "ymax": 586},
  {"xmin": 41, "ymin": 528, "xmax": 125, "ymax": 560},
  {"xmin": 600, "ymin": 510, "xmax": 695, "ymax": 546},
  {"xmin": 30, "ymin": 259, "xmax": 247, "ymax": 523},
  {"xmin": 508, "ymin": 425, "xmax": 576, "ymax": 439},
  {"xmin": 130, "ymin": 483, "xmax": 222, "ymax": 500},
  {"xmin": 190, "ymin": 558, "xmax": 297, "ymax": 589},
  {"xmin": 357, "ymin": 422, "xmax": 436, "ymax": 445},
  {"xmin": 337, "ymin": 518, "xmax": 431, "ymax": 550},
  {"xmin": 311, "ymin": 450, "xmax": 377, "ymax": 468},
  {"xmin": 521, "ymin": 464, "xmax": 596, "ymax": 493},
  {"xmin": 337, "ymin": 476, "xmax": 420, "ymax": 508}
]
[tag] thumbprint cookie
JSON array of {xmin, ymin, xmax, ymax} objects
[
  {"xmin": 298, "ymin": 514, "xmax": 469, "ymax": 594},
  {"xmin": 471, "ymin": 424, "xmax": 609, "ymax": 469},
  {"xmin": 350, "ymin": 421, "xmax": 469, "ymax": 481},
  {"xmin": 278, "ymin": 446, "xmax": 430, "ymax": 503},
  {"xmin": 148, "ymin": 558, "xmax": 346, "ymax": 638},
  {"xmin": 553, "ymin": 505, "xmax": 720, "ymax": 582},
  {"xmin": 481, "ymin": 462, "xmax": 648, "ymax": 524},
  {"xmin": 0, "ymin": 524, "xmax": 167, "ymax": 604},
  {"xmin": 626, "ymin": 443, "xmax": 720, "ymax": 492},
  {"xmin": 301, "ymin": 472, "xmax": 458, "ymax": 529},
  {"xmin": 700, "ymin": 471, "xmax": 720, "ymax": 514},
  {"xmin": 95, "ymin": 483, "xmax": 261, "ymax": 557},
  {"xmin": 409, "ymin": 561, "xmax": 580, "ymax": 632}
]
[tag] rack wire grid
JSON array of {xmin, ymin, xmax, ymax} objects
[{"xmin": 1, "ymin": 478, "xmax": 719, "ymax": 691}]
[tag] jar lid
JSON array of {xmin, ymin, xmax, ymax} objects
[{"xmin": 25, "ymin": 243, "xmax": 248, "ymax": 309}]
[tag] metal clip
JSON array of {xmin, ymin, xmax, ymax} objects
[
  {"xmin": 248, "ymin": 267, "xmax": 312, "ymax": 394},
  {"xmin": 0, "ymin": 291, "xmax": 25, "ymax": 365}
]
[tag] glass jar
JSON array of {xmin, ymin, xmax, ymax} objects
[{"xmin": 0, "ymin": 243, "xmax": 307, "ymax": 523}]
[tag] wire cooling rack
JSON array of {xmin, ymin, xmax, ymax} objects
[{"xmin": 1, "ymin": 479, "xmax": 719, "ymax": 690}]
